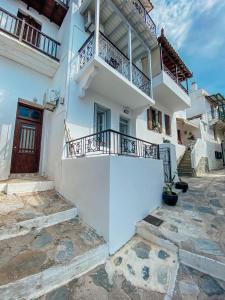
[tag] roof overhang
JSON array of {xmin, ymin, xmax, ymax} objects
[{"xmin": 158, "ymin": 29, "xmax": 192, "ymax": 82}]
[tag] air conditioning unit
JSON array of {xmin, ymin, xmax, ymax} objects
[{"xmin": 43, "ymin": 89, "xmax": 60, "ymax": 111}]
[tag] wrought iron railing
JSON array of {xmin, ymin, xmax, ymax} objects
[
  {"xmin": 56, "ymin": 0, "xmax": 70, "ymax": 8},
  {"xmin": 208, "ymin": 110, "xmax": 225, "ymax": 123},
  {"xmin": 163, "ymin": 64, "xmax": 188, "ymax": 94},
  {"xmin": 78, "ymin": 32, "xmax": 151, "ymax": 96},
  {"xmin": 0, "ymin": 7, "xmax": 60, "ymax": 60},
  {"xmin": 132, "ymin": 0, "xmax": 156, "ymax": 36},
  {"xmin": 66, "ymin": 129, "xmax": 159, "ymax": 159}
]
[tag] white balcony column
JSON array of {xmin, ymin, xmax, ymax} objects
[
  {"xmin": 147, "ymin": 49, "xmax": 153, "ymax": 98},
  {"xmin": 94, "ymin": 0, "xmax": 100, "ymax": 57},
  {"xmin": 128, "ymin": 25, "xmax": 132, "ymax": 82}
]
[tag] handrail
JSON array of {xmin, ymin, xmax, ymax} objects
[
  {"xmin": 78, "ymin": 31, "xmax": 151, "ymax": 82},
  {"xmin": 67, "ymin": 128, "xmax": 158, "ymax": 147},
  {"xmin": 66, "ymin": 129, "xmax": 159, "ymax": 160},
  {"xmin": 0, "ymin": 7, "xmax": 60, "ymax": 60}
]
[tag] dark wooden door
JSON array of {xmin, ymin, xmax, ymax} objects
[{"xmin": 11, "ymin": 103, "xmax": 43, "ymax": 174}]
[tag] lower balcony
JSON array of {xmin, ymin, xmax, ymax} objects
[
  {"xmin": 66, "ymin": 129, "xmax": 159, "ymax": 159},
  {"xmin": 153, "ymin": 64, "xmax": 191, "ymax": 111},
  {"xmin": 75, "ymin": 32, "xmax": 154, "ymax": 111},
  {"xmin": 0, "ymin": 7, "xmax": 60, "ymax": 77},
  {"xmin": 208, "ymin": 111, "xmax": 225, "ymax": 129}
]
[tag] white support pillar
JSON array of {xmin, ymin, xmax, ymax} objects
[
  {"xmin": 95, "ymin": 0, "xmax": 100, "ymax": 57},
  {"xmin": 128, "ymin": 25, "xmax": 132, "ymax": 82},
  {"xmin": 147, "ymin": 49, "xmax": 153, "ymax": 98}
]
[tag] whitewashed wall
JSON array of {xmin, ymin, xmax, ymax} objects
[
  {"xmin": 0, "ymin": 56, "xmax": 52, "ymax": 179},
  {"xmin": 58, "ymin": 156, "xmax": 164, "ymax": 254}
]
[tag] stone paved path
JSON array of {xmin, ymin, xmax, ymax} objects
[
  {"xmin": 173, "ymin": 264, "xmax": 225, "ymax": 300},
  {"xmin": 150, "ymin": 169, "xmax": 225, "ymax": 263},
  {"xmin": 0, "ymin": 190, "xmax": 73, "ymax": 227}
]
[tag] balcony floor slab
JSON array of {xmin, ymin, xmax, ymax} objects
[
  {"xmin": 76, "ymin": 57, "xmax": 155, "ymax": 111},
  {"xmin": 0, "ymin": 31, "xmax": 59, "ymax": 78}
]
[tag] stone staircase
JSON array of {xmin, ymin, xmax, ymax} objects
[
  {"xmin": 0, "ymin": 176, "xmax": 107, "ymax": 300},
  {"xmin": 178, "ymin": 149, "xmax": 195, "ymax": 177}
]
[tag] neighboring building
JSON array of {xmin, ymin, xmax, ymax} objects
[
  {"xmin": 0, "ymin": 0, "xmax": 193, "ymax": 254},
  {"xmin": 176, "ymin": 83, "xmax": 225, "ymax": 176}
]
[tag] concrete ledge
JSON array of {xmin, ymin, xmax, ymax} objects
[
  {"xmin": 0, "ymin": 243, "xmax": 108, "ymax": 300},
  {"xmin": 0, "ymin": 208, "xmax": 78, "ymax": 241},
  {"xmin": 0, "ymin": 183, "xmax": 7, "ymax": 193},
  {"xmin": 179, "ymin": 249, "xmax": 225, "ymax": 282},
  {"xmin": 6, "ymin": 181, "xmax": 54, "ymax": 194}
]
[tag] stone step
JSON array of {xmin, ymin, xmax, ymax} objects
[
  {"xmin": 0, "ymin": 218, "xmax": 107, "ymax": 300},
  {"xmin": 136, "ymin": 218, "xmax": 225, "ymax": 281},
  {"xmin": 6, "ymin": 179, "xmax": 54, "ymax": 194},
  {"xmin": 0, "ymin": 190, "xmax": 77, "ymax": 241}
]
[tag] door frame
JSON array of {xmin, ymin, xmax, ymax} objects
[{"xmin": 10, "ymin": 100, "xmax": 44, "ymax": 174}]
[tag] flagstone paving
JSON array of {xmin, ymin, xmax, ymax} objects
[
  {"xmin": 150, "ymin": 169, "xmax": 225, "ymax": 263},
  {"xmin": 173, "ymin": 264, "xmax": 225, "ymax": 300},
  {"xmin": 0, "ymin": 217, "xmax": 104, "ymax": 286},
  {"xmin": 0, "ymin": 190, "xmax": 73, "ymax": 228}
]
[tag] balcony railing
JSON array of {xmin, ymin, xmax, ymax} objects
[
  {"xmin": 56, "ymin": 0, "xmax": 70, "ymax": 8},
  {"xmin": 78, "ymin": 32, "xmax": 151, "ymax": 97},
  {"xmin": 163, "ymin": 64, "xmax": 188, "ymax": 94},
  {"xmin": 0, "ymin": 7, "xmax": 60, "ymax": 61},
  {"xmin": 132, "ymin": 0, "xmax": 156, "ymax": 36},
  {"xmin": 66, "ymin": 129, "xmax": 159, "ymax": 159},
  {"xmin": 208, "ymin": 110, "xmax": 225, "ymax": 123}
]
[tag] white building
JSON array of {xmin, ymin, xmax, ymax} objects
[
  {"xmin": 176, "ymin": 83, "xmax": 225, "ymax": 176},
  {"xmin": 0, "ymin": 0, "xmax": 193, "ymax": 253}
]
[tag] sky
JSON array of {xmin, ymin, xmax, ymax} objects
[{"xmin": 151, "ymin": 0, "xmax": 225, "ymax": 96}]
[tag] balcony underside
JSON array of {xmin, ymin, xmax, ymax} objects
[
  {"xmin": 20, "ymin": 0, "xmax": 69, "ymax": 26},
  {"xmin": 0, "ymin": 31, "xmax": 59, "ymax": 77},
  {"xmin": 153, "ymin": 71, "xmax": 191, "ymax": 111},
  {"xmin": 75, "ymin": 57, "xmax": 155, "ymax": 111},
  {"xmin": 80, "ymin": 0, "xmax": 157, "ymax": 54}
]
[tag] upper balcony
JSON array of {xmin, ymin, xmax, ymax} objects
[
  {"xmin": 75, "ymin": 0, "xmax": 155, "ymax": 111},
  {"xmin": 80, "ymin": 0, "xmax": 157, "ymax": 49},
  {"xmin": 207, "ymin": 94, "xmax": 225, "ymax": 129},
  {"xmin": 20, "ymin": 0, "xmax": 69, "ymax": 26},
  {"xmin": 152, "ymin": 29, "xmax": 193, "ymax": 111},
  {"xmin": 0, "ymin": 7, "xmax": 60, "ymax": 77}
]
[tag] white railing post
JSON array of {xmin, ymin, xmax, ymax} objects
[
  {"xmin": 128, "ymin": 25, "xmax": 132, "ymax": 82},
  {"xmin": 148, "ymin": 49, "xmax": 153, "ymax": 98},
  {"xmin": 94, "ymin": 0, "xmax": 100, "ymax": 57},
  {"xmin": 19, "ymin": 18, "xmax": 26, "ymax": 42}
]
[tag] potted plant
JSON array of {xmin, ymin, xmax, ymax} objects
[
  {"xmin": 175, "ymin": 177, "xmax": 189, "ymax": 193},
  {"xmin": 162, "ymin": 175, "xmax": 178, "ymax": 206}
]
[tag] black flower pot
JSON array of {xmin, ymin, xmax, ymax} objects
[
  {"xmin": 162, "ymin": 192, "xmax": 178, "ymax": 206},
  {"xmin": 175, "ymin": 182, "xmax": 189, "ymax": 193}
]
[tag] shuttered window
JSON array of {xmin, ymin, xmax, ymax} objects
[
  {"xmin": 147, "ymin": 108, "xmax": 162, "ymax": 133},
  {"xmin": 165, "ymin": 114, "xmax": 171, "ymax": 136}
]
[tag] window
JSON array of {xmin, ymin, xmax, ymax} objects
[
  {"xmin": 165, "ymin": 114, "xmax": 171, "ymax": 136},
  {"xmin": 18, "ymin": 104, "xmax": 42, "ymax": 122},
  {"xmin": 94, "ymin": 104, "xmax": 111, "ymax": 133},
  {"xmin": 147, "ymin": 108, "xmax": 162, "ymax": 133}
]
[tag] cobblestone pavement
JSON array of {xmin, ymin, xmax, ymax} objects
[
  {"xmin": 0, "ymin": 190, "xmax": 73, "ymax": 227},
  {"xmin": 173, "ymin": 264, "xmax": 225, "ymax": 300},
  {"xmin": 0, "ymin": 217, "xmax": 104, "ymax": 285},
  {"xmin": 151, "ymin": 169, "xmax": 225, "ymax": 262}
]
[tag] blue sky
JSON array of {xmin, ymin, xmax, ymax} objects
[{"xmin": 151, "ymin": 0, "xmax": 225, "ymax": 95}]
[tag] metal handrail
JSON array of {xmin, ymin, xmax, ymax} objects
[
  {"xmin": 66, "ymin": 129, "xmax": 159, "ymax": 159},
  {"xmin": 0, "ymin": 7, "xmax": 60, "ymax": 60}
]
